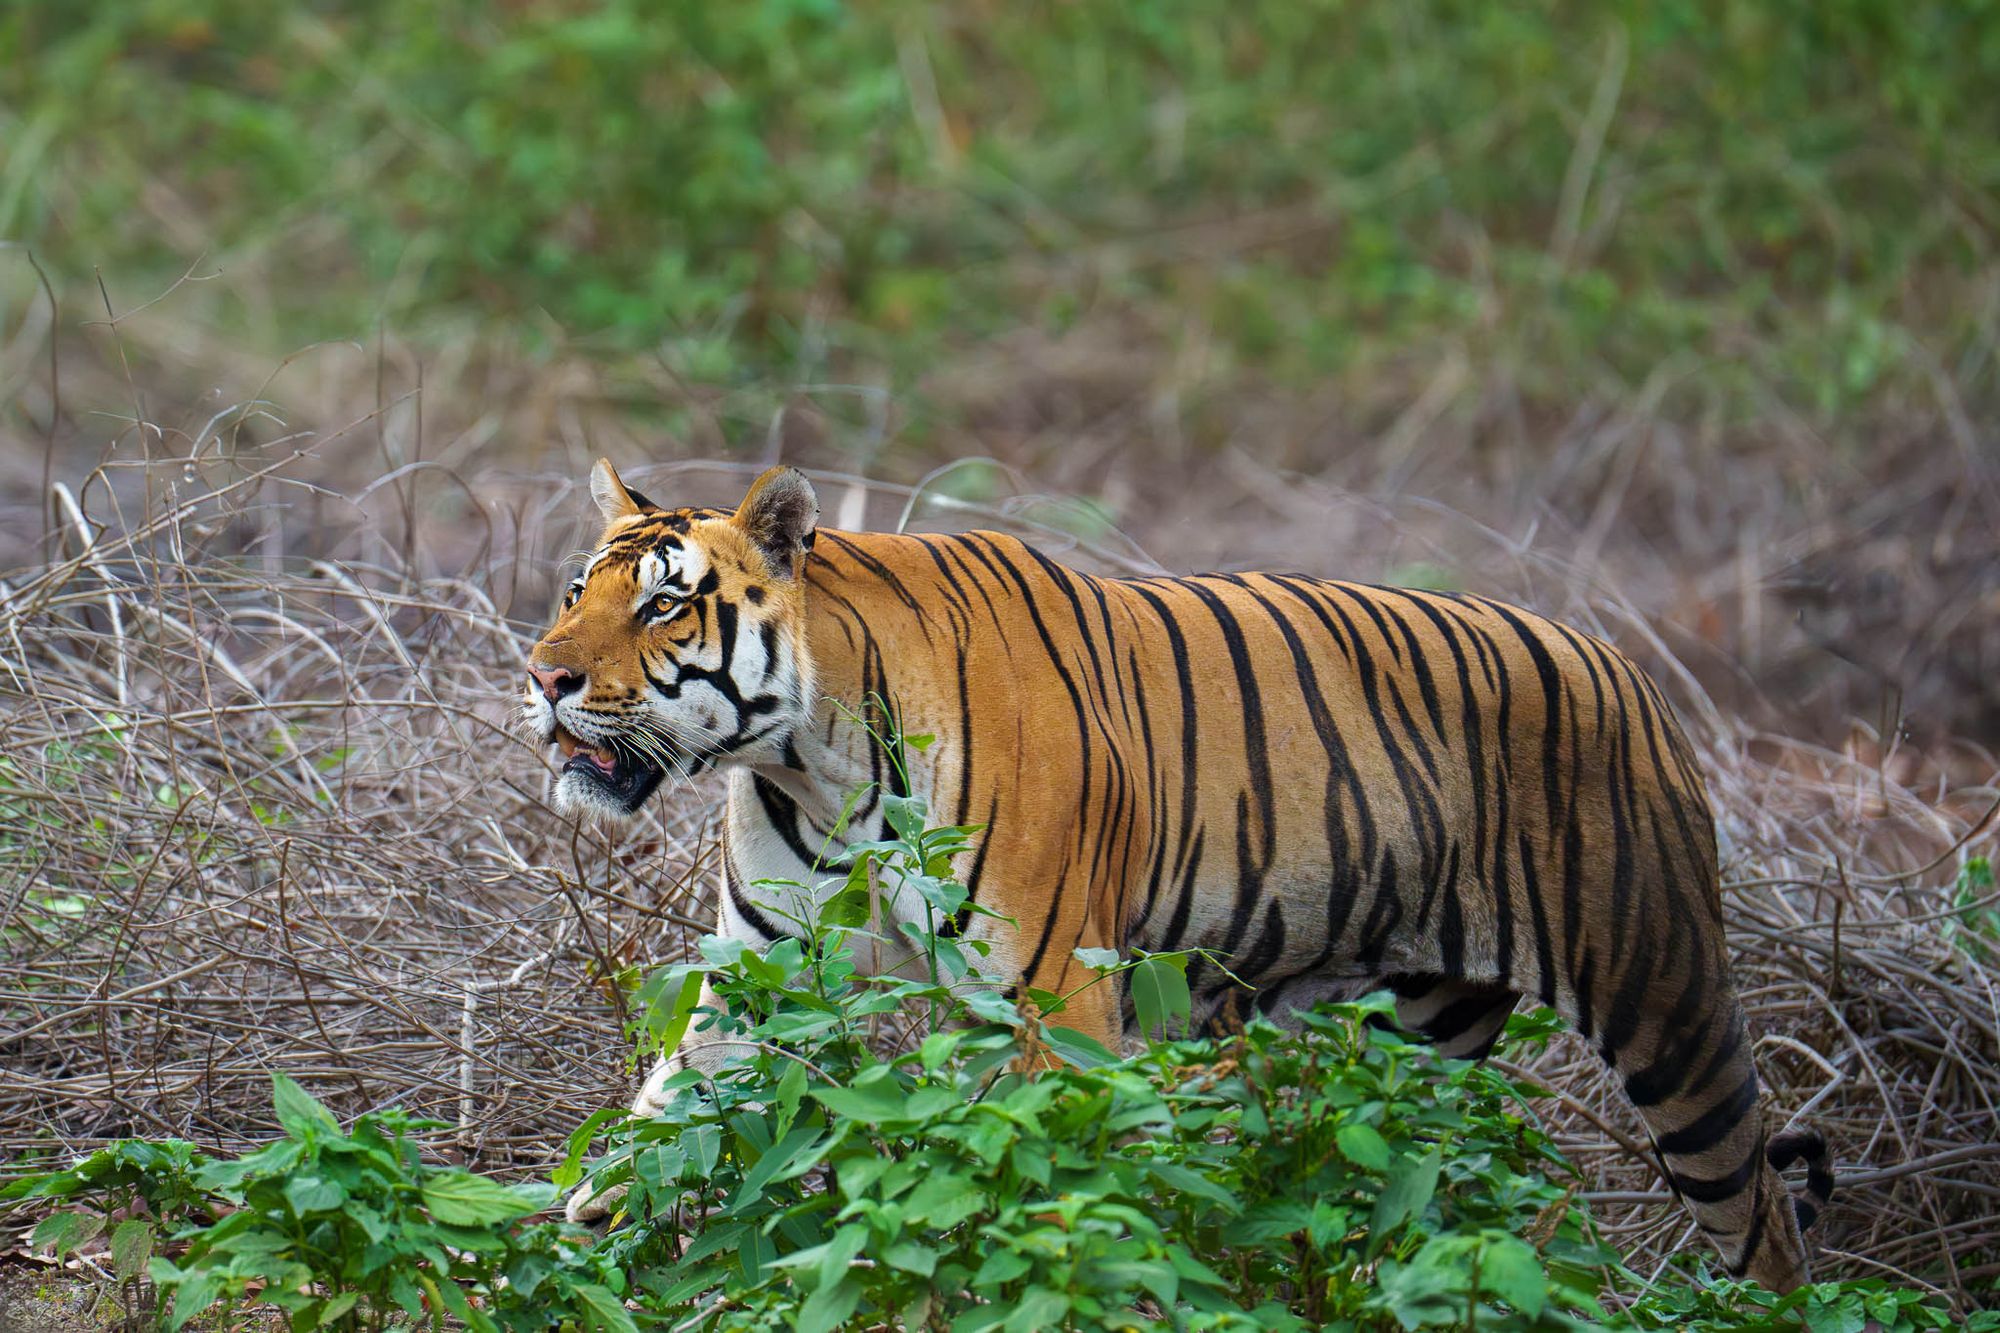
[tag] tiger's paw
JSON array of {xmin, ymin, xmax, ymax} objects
[{"xmin": 565, "ymin": 1180, "xmax": 627, "ymax": 1225}]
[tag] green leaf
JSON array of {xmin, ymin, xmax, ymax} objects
[
  {"xmin": 553, "ymin": 1107, "xmax": 630, "ymax": 1191},
  {"xmin": 1129, "ymin": 952, "xmax": 1191, "ymax": 1038},
  {"xmin": 883, "ymin": 1239, "xmax": 939, "ymax": 1277},
  {"xmin": 882, "ymin": 792, "xmax": 930, "ymax": 842},
  {"xmin": 1072, "ymin": 945, "xmax": 1123, "ymax": 971},
  {"xmin": 797, "ymin": 1275, "xmax": 863, "ymax": 1333},
  {"xmin": 1478, "ymin": 1235, "xmax": 1546, "ymax": 1318},
  {"xmin": 283, "ymin": 1174, "xmax": 345, "ymax": 1215},
  {"xmin": 31, "ymin": 1210, "xmax": 101, "ymax": 1257},
  {"xmin": 817, "ymin": 1223, "xmax": 868, "ymax": 1289},
  {"xmin": 973, "ymin": 1247, "xmax": 1032, "ymax": 1288},
  {"xmin": 919, "ymin": 1028, "xmax": 967, "ymax": 1070},
  {"xmin": 316, "ymin": 1292, "xmax": 360, "ymax": 1325},
  {"xmin": 110, "ymin": 1218, "xmax": 153, "ymax": 1284},
  {"xmin": 1336, "ymin": 1123, "xmax": 1393, "ymax": 1172},
  {"xmin": 810, "ymin": 1068, "xmax": 912, "ymax": 1123},
  {"xmin": 1370, "ymin": 1148, "xmax": 1442, "ymax": 1247},
  {"xmin": 1042, "ymin": 1023, "xmax": 1119, "ymax": 1069},
  {"xmin": 1004, "ymin": 1286, "xmax": 1071, "ymax": 1332},
  {"xmin": 271, "ymin": 1073, "xmax": 338, "ymax": 1139},
  {"xmin": 641, "ymin": 967, "xmax": 707, "ymax": 1065},
  {"xmin": 904, "ymin": 1172, "xmax": 984, "ymax": 1229},
  {"xmin": 1147, "ymin": 1160, "xmax": 1238, "ymax": 1210},
  {"xmin": 735, "ymin": 1127, "xmax": 829, "ymax": 1200},
  {"xmin": 163, "ymin": 1268, "xmax": 223, "ymax": 1333},
  {"xmin": 421, "ymin": 1170, "xmax": 550, "ymax": 1226}
]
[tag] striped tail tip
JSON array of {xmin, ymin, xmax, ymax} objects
[{"xmin": 1767, "ymin": 1128, "xmax": 1835, "ymax": 1232}]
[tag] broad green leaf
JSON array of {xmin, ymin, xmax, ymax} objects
[
  {"xmin": 1004, "ymin": 1286, "xmax": 1071, "ymax": 1332},
  {"xmin": 962, "ymin": 990, "xmax": 1022, "ymax": 1025},
  {"xmin": 811, "ymin": 1068, "xmax": 912, "ymax": 1123},
  {"xmin": 919, "ymin": 1028, "xmax": 967, "ymax": 1070},
  {"xmin": 735, "ymin": 1127, "xmax": 829, "ymax": 1200},
  {"xmin": 1147, "ymin": 1160, "xmax": 1238, "ymax": 1210},
  {"xmin": 553, "ymin": 1107, "xmax": 630, "ymax": 1191},
  {"xmin": 283, "ymin": 1174, "xmax": 345, "ymax": 1215},
  {"xmin": 1129, "ymin": 952, "xmax": 1191, "ymax": 1038},
  {"xmin": 1335, "ymin": 1123, "xmax": 1393, "ymax": 1172},
  {"xmin": 797, "ymin": 1275, "xmax": 864, "ymax": 1333},
  {"xmin": 316, "ymin": 1292, "xmax": 360, "ymax": 1325},
  {"xmin": 973, "ymin": 1247, "xmax": 1032, "ymax": 1288},
  {"xmin": 697, "ymin": 935, "xmax": 746, "ymax": 968},
  {"xmin": 904, "ymin": 1172, "xmax": 984, "ymax": 1229},
  {"xmin": 1042, "ymin": 1023, "xmax": 1119, "ymax": 1069},
  {"xmin": 883, "ymin": 792, "xmax": 930, "ymax": 841},
  {"xmin": 883, "ymin": 1239, "xmax": 939, "ymax": 1277},
  {"xmin": 1073, "ymin": 945, "xmax": 1122, "ymax": 971},
  {"xmin": 1370, "ymin": 1148, "xmax": 1442, "ymax": 1248},
  {"xmin": 163, "ymin": 1269, "xmax": 223, "ymax": 1333},
  {"xmin": 31, "ymin": 1210, "xmax": 99, "ymax": 1257},
  {"xmin": 641, "ymin": 968, "xmax": 707, "ymax": 1063},
  {"xmin": 110, "ymin": 1218, "xmax": 153, "ymax": 1283},
  {"xmin": 421, "ymin": 1169, "xmax": 549, "ymax": 1226},
  {"xmin": 271, "ymin": 1073, "xmax": 338, "ymax": 1139},
  {"xmin": 1478, "ymin": 1235, "xmax": 1547, "ymax": 1318}
]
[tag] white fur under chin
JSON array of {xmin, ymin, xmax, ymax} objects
[{"xmin": 548, "ymin": 767, "xmax": 645, "ymax": 820}]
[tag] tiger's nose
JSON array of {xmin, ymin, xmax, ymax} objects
[{"xmin": 527, "ymin": 664, "xmax": 583, "ymax": 702}]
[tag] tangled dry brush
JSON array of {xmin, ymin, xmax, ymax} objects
[{"xmin": 1, "ymin": 444, "xmax": 1996, "ymax": 1312}]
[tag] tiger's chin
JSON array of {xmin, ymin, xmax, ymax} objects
[{"xmin": 547, "ymin": 723, "xmax": 681, "ymax": 817}]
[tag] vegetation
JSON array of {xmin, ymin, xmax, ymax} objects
[
  {"xmin": 7, "ymin": 1, "xmax": 2000, "ymax": 424},
  {"xmin": 7, "ymin": 778, "xmax": 1994, "ymax": 1330}
]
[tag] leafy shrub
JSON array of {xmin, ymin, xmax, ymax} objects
[{"xmin": 5, "ymin": 1081, "xmax": 623, "ymax": 1332}]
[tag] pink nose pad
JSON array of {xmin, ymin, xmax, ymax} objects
[{"xmin": 527, "ymin": 664, "xmax": 580, "ymax": 702}]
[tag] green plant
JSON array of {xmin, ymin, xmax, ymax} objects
[
  {"xmin": 4, "ymin": 1078, "xmax": 625, "ymax": 1332},
  {"xmin": 552, "ymin": 743, "xmax": 1607, "ymax": 1330},
  {"xmin": 1945, "ymin": 855, "xmax": 1999, "ymax": 963},
  {"xmin": 1614, "ymin": 1268, "xmax": 1997, "ymax": 1331}
]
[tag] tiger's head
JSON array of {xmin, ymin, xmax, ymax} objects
[{"xmin": 524, "ymin": 461, "xmax": 819, "ymax": 818}]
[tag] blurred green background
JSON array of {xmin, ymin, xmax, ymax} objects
[
  {"xmin": 8, "ymin": 0, "xmax": 1998, "ymax": 413},
  {"xmin": 2, "ymin": 0, "xmax": 1997, "ymax": 740}
]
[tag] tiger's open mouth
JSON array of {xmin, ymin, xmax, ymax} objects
[{"xmin": 551, "ymin": 724, "xmax": 669, "ymax": 811}]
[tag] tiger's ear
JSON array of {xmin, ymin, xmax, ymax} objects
[
  {"xmin": 590, "ymin": 459, "xmax": 658, "ymax": 523},
  {"xmin": 733, "ymin": 466, "xmax": 818, "ymax": 577}
]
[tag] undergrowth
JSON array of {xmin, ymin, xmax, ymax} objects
[
  {"xmin": 4, "ymin": 775, "xmax": 1993, "ymax": 1331},
  {"xmin": 8, "ymin": 1, "xmax": 1999, "ymax": 426}
]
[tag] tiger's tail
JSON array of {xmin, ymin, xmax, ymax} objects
[
  {"xmin": 1766, "ymin": 1127, "xmax": 1836, "ymax": 1234},
  {"xmin": 1599, "ymin": 967, "xmax": 1829, "ymax": 1293}
]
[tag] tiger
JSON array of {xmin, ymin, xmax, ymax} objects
[{"xmin": 522, "ymin": 460, "xmax": 1834, "ymax": 1291}]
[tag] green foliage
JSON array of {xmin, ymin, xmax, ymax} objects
[
  {"xmin": 5, "ymin": 782, "xmax": 1992, "ymax": 1329},
  {"xmin": 6, "ymin": 1, "xmax": 1999, "ymax": 423},
  {"xmin": 3, "ymin": 1077, "xmax": 614, "ymax": 1332},
  {"xmin": 1614, "ymin": 1268, "xmax": 2000, "ymax": 1332},
  {"xmin": 1946, "ymin": 855, "xmax": 1999, "ymax": 963},
  {"xmin": 564, "ymin": 814, "xmax": 1612, "ymax": 1328}
]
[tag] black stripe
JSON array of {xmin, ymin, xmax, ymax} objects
[
  {"xmin": 724, "ymin": 851, "xmax": 791, "ymax": 942},
  {"xmin": 1655, "ymin": 1072, "xmax": 1760, "ymax": 1158},
  {"xmin": 1672, "ymin": 1146, "xmax": 1761, "ymax": 1204}
]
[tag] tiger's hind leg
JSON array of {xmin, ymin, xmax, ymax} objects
[
  {"xmin": 1595, "ymin": 964, "xmax": 1830, "ymax": 1292},
  {"xmin": 1381, "ymin": 975, "xmax": 1521, "ymax": 1061}
]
